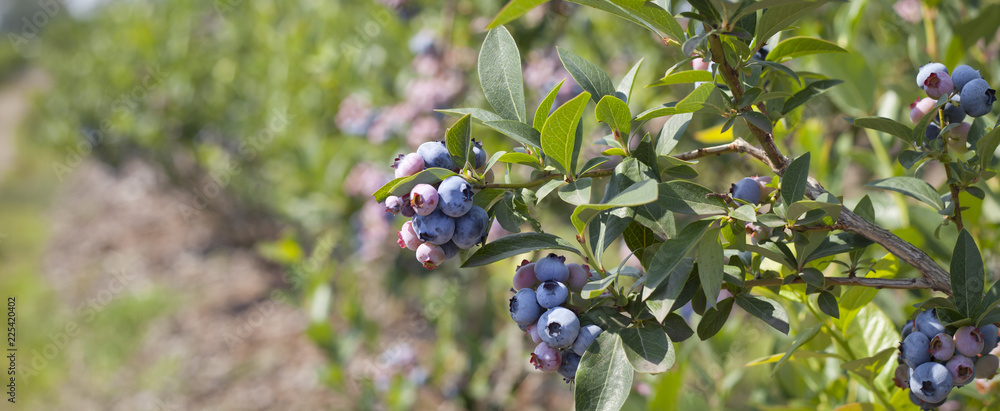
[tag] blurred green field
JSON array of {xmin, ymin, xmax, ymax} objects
[{"xmin": 1, "ymin": 0, "xmax": 1000, "ymax": 410}]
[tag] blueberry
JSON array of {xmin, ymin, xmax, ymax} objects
[
  {"xmin": 437, "ymin": 176, "xmax": 474, "ymax": 218},
  {"xmin": 914, "ymin": 309, "xmax": 946, "ymax": 339},
  {"xmin": 538, "ymin": 307, "xmax": 581, "ymax": 349},
  {"xmin": 400, "ymin": 195, "xmax": 416, "ymax": 217},
  {"xmin": 954, "ymin": 325, "xmax": 984, "ymax": 357},
  {"xmin": 509, "ymin": 288, "xmax": 543, "ymax": 325},
  {"xmin": 944, "ymin": 355, "xmax": 975, "ymax": 386},
  {"xmin": 981, "ymin": 324, "xmax": 999, "ymax": 355},
  {"xmin": 526, "ymin": 323, "xmax": 543, "ymax": 344},
  {"xmin": 566, "ymin": 263, "xmax": 590, "ymax": 292},
  {"xmin": 530, "ymin": 342, "xmax": 562, "ymax": 372},
  {"xmin": 397, "ymin": 221, "xmax": 421, "ymax": 250},
  {"xmin": 951, "ymin": 65, "xmax": 982, "ymax": 92},
  {"xmin": 393, "ymin": 152, "xmax": 425, "ymax": 178},
  {"xmin": 731, "ymin": 177, "xmax": 762, "ymax": 205},
  {"xmin": 975, "ymin": 354, "xmax": 999, "ymax": 379},
  {"xmin": 415, "ymin": 242, "xmax": 445, "ymax": 270},
  {"xmin": 513, "ymin": 261, "xmax": 538, "ymax": 290},
  {"xmin": 942, "ymin": 103, "xmax": 965, "ymax": 124},
  {"xmin": 909, "ymin": 98, "xmax": 936, "ymax": 124},
  {"xmin": 925, "ymin": 123, "xmax": 941, "ymax": 141},
  {"xmin": 557, "ymin": 351, "xmax": 581, "ymax": 382},
  {"xmin": 572, "ymin": 324, "xmax": 604, "ymax": 356},
  {"xmin": 534, "ymin": 253, "xmax": 569, "ymax": 282},
  {"xmin": 901, "ymin": 331, "xmax": 931, "ymax": 368},
  {"xmin": 417, "ymin": 141, "xmax": 456, "ymax": 170},
  {"xmin": 908, "ymin": 390, "xmax": 946, "ymax": 410},
  {"xmin": 385, "ymin": 195, "xmax": 404, "ymax": 214},
  {"xmin": 916, "ymin": 62, "xmax": 948, "ymax": 88},
  {"xmin": 923, "ymin": 71, "xmax": 954, "ymax": 99},
  {"xmin": 535, "ymin": 280, "xmax": 569, "ymax": 309},
  {"xmin": 472, "ymin": 139, "xmax": 487, "ymax": 170},
  {"xmin": 901, "ymin": 320, "xmax": 914, "ymax": 340},
  {"xmin": 412, "ymin": 208, "xmax": 455, "ymax": 245},
  {"xmin": 410, "ymin": 184, "xmax": 439, "ymax": 216},
  {"xmin": 909, "ymin": 361, "xmax": 953, "ymax": 403},
  {"xmin": 960, "ymin": 78, "xmax": 996, "ymax": 117},
  {"xmin": 893, "ymin": 364, "xmax": 909, "ymax": 389},
  {"xmin": 928, "ymin": 333, "xmax": 955, "ymax": 362},
  {"xmin": 451, "ymin": 205, "xmax": 488, "ymax": 249},
  {"xmin": 440, "ymin": 240, "xmax": 459, "ymax": 260}
]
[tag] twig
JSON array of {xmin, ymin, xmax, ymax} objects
[
  {"xmin": 674, "ymin": 138, "xmax": 775, "ymax": 168},
  {"xmin": 746, "ymin": 275, "xmax": 933, "ymax": 290}
]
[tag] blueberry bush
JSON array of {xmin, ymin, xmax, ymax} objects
[{"xmin": 17, "ymin": 0, "xmax": 1000, "ymax": 409}]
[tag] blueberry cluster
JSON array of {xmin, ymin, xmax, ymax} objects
[
  {"xmin": 385, "ymin": 140, "xmax": 489, "ymax": 269},
  {"xmin": 910, "ymin": 62, "xmax": 996, "ymax": 142},
  {"xmin": 730, "ymin": 176, "xmax": 773, "ymax": 245},
  {"xmin": 507, "ymin": 254, "xmax": 602, "ymax": 382},
  {"xmin": 894, "ymin": 309, "xmax": 1000, "ymax": 409}
]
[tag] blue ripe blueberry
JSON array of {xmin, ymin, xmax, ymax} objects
[
  {"xmin": 901, "ymin": 320, "xmax": 914, "ymax": 340},
  {"xmin": 951, "ymin": 65, "xmax": 982, "ymax": 92},
  {"xmin": 731, "ymin": 177, "xmax": 762, "ymax": 205},
  {"xmin": 412, "ymin": 208, "xmax": 455, "ymax": 245},
  {"xmin": 901, "ymin": 331, "xmax": 932, "ymax": 368},
  {"xmin": 572, "ymin": 324, "xmax": 604, "ymax": 356},
  {"xmin": 538, "ymin": 307, "xmax": 581, "ymax": 349},
  {"xmin": 437, "ymin": 176, "xmax": 474, "ymax": 218},
  {"xmin": 440, "ymin": 240, "xmax": 459, "ymax": 260},
  {"xmin": 945, "ymin": 355, "xmax": 975, "ymax": 386},
  {"xmin": 472, "ymin": 139, "xmax": 487, "ymax": 170},
  {"xmin": 534, "ymin": 253, "xmax": 569, "ymax": 282},
  {"xmin": 908, "ymin": 391, "xmax": 946, "ymax": 410},
  {"xmin": 916, "ymin": 62, "xmax": 948, "ymax": 88},
  {"xmin": 981, "ymin": 324, "xmax": 999, "ymax": 355},
  {"xmin": 925, "ymin": 123, "xmax": 941, "ymax": 141},
  {"xmin": 914, "ymin": 309, "xmax": 946, "ymax": 339},
  {"xmin": 509, "ymin": 288, "xmax": 544, "ymax": 326},
  {"xmin": 417, "ymin": 141, "xmax": 457, "ymax": 170},
  {"xmin": 942, "ymin": 103, "xmax": 966, "ymax": 124},
  {"xmin": 909, "ymin": 361, "xmax": 953, "ymax": 404},
  {"xmin": 960, "ymin": 78, "xmax": 997, "ymax": 117},
  {"xmin": 535, "ymin": 280, "xmax": 569, "ymax": 309},
  {"xmin": 557, "ymin": 351, "xmax": 581, "ymax": 382},
  {"xmin": 400, "ymin": 195, "xmax": 416, "ymax": 218},
  {"xmin": 451, "ymin": 205, "xmax": 488, "ymax": 249}
]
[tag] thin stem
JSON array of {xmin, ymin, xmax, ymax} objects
[
  {"xmin": 673, "ymin": 137, "xmax": 774, "ymax": 167},
  {"xmin": 477, "ymin": 169, "xmax": 614, "ymax": 190},
  {"xmin": 745, "ymin": 275, "xmax": 933, "ymax": 290}
]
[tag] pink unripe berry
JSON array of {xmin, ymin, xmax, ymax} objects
[
  {"xmin": 397, "ymin": 221, "xmax": 421, "ymax": 250},
  {"xmin": 393, "ymin": 153, "xmax": 425, "ymax": 178},
  {"xmin": 385, "ymin": 196, "xmax": 404, "ymax": 214},
  {"xmin": 951, "ymin": 122, "xmax": 971, "ymax": 139},
  {"xmin": 410, "ymin": 184, "xmax": 439, "ymax": 216},
  {"xmin": 566, "ymin": 263, "xmax": 590, "ymax": 291},
  {"xmin": 945, "ymin": 355, "xmax": 975, "ymax": 386},
  {"xmin": 400, "ymin": 195, "xmax": 416, "ymax": 217},
  {"xmin": 512, "ymin": 261, "xmax": 538, "ymax": 290},
  {"xmin": 954, "ymin": 326, "xmax": 985, "ymax": 357},
  {"xmin": 691, "ymin": 57, "xmax": 711, "ymax": 71},
  {"xmin": 929, "ymin": 333, "xmax": 956, "ymax": 361},
  {"xmin": 530, "ymin": 342, "xmax": 562, "ymax": 372},
  {"xmin": 910, "ymin": 98, "xmax": 936, "ymax": 123},
  {"xmin": 974, "ymin": 354, "xmax": 999, "ymax": 379},
  {"xmin": 924, "ymin": 71, "xmax": 954, "ymax": 99},
  {"xmin": 526, "ymin": 323, "xmax": 542, "ymax": 344},
  {"xmin": 415, "ymin": 242, "xmax": 445, "ymax": 269},
  {"xmin": 893, "ymin": 364, "xmax": 909, "ymax": 389}
]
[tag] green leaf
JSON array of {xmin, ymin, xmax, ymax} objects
[
  {"xmin": 848, "ymin": 117, "xmax": 913, "ymax": 145},
  {"xmin": 534, "ymin": 79, "xmax": 565, "ymax": 132},
  {"xmin": 853, "ymin": 195, "xmax": 875, "ymax": 223},
  {"xmin": 462, "ymin": 233, "xmax": 580, "ymax": 267},
  {"xmin": 445, "ymin": 114, "xmax": 473, "ymax": 169},
  {"xmin": 735, "ymin": 294, "xmax": 790, "ymax": 334},
  {"xmin": 572, "ymin": 179, "xmax": 659, "ymax": 233},
  {"xmin": 371, "ymin": 168, "xmax": 457, "ymax": 203},
  {"xmin": 646, "ymin": 219, "xmax": 714, "ymax": 290},
  {"xmin": 487, "ymin": 0, "xmax": 550, "ymax": 29},
  {"xmin": 951, "ymin": 230, "xmax": 985, "ymax": 320},
  {"xmin": 574, "ymin": 332, "xmax": 633, "ymax": 411},
  {"xmin": 479, "ymin": 27, "xmax": 526, "ymax": 123},
  {"xmin": 541, "ymin": 92, "xmax": 590, "ymax": 175},
  {"xmin": 787, "ymin": 200, "xmax": 842, "ymax": 223},
  {"xmin": 474, "ymin": 188, "xmax": 507, "ymax": 211},
  {"xmin": 595, "ymin": 95, "xmax": 632, "ymax": 136},
  {"xmin": 485, "ymin": 120, "xmax": 542, "ymax": 148},
  {"xmin": 866, "ymin": 177, "xmax": 944, "ymax": 211},
  {"xmin": 647, "ymin": 70, "xmax": 714, "ymax": 87},
  {"xmin": 841, "ymin": 348, "xmax": 896, "ymax": 381},
  {"xmin": 497, "ymin": 152, "xmax": 542, "ymax": 166},
  {"xmin": 699, "ymin": 228, "xmax": 724, "ymax": 309},
  {"xmin": 780, "ymin": 153, "xmax": 810, "ymax": 205},
  {"xmin": 697, "ymin": 297, "xmax": 734, "ymax": 340},
  {"xmin": 600, "ymin": 0, "xmax": 686, "ymax": 42},
  {"xmin": 983, "ymin": 280, "xmax": 1000, "ymax": 321},
  {"xmin": 749, "ymin": 60, "xmax": 801, "ymax": 84},
  {"xmin": 766, "ymin": 37, "xmax": 847, "ymax": 62},
  {"xmin": 780, "ymin": 79, "xmax": 843, "ymax": 115},
  {"xmin": 755, "ymin": 1, "xmax": 828, "ymax": 48},
  {"xmin": 620, "ymin": 323, "xmax": 676, "ymax": 373},
  {"xmin": 636, "ymin": 83, "xmax": 717, "ymax": 121},
  {"xmin": 645, "ymin": 257, "xmax": 695, "ymax": 322},
  {"xmin": 658, "ymin": 181, "xmax": 729, "ymax": 215},
  {"xmin": 655, "ymin": 112, "xmax": 693, "ymax": 156},
  {"xmin": 662, "ymin": 313, "xmax": 694, "ymax": 342},
  {"xmin": 975, "ymin": 125, "xmax": 1000, "ymax": 170},
  {"xmin": 558, "ymin": 177, "xmax": 593, "ymax": 205},
  {"xmin": 771, "ymin": 324, "xmax": 822, "ymax": 377},
  {"xmin": 741, "ymin": 111, "xmax": 773, "ymax": 134},
  {"xmin": 494, "ymin": 192, "xmax": 529, "ymax": 232},
  {"xmin": 558, "ymin": 48, "xmax": 615, "ymax": 104},
  {"xmin": 616, "ymin": 59, "xmax": 644, "ymax": 103},
  {"xmin": 801, "ymin": 232, "xmax": 873, "ymax": 264},
  {"xmin": 589, "ymin": 207, "xmax": 635, "ymax": 259},
  {"xmin": 581, "ymin": 274, "xmax": 619, "ymax": 299},
  {"xmin": 978, "ymin": 306, "xmax": 1000, "ymax": 328},
  {"xmin": 818, "ymin": 291, "xmax": 840, "ymax": 319},
  {"xmin": 437, "ymin": 107, "xmax": 505, "ymax": 123},
  {"xmin": 898, "ymin": 150, "xmax": 928, "ymax": 170},
  {"xmin": 730, "ymin": 204, "xmax": 757, "ymax": 222}
]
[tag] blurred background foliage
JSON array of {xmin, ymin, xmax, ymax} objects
[{"xmin": 1, "ymin": 0, "xmax": 999, "ymax": 409}]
